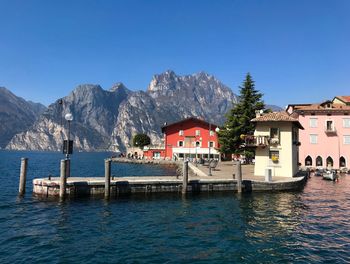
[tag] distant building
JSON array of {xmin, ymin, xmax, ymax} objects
[
  {"xmin": 248, "ymin": 111, "xmax": 303, "ymax": 178},
  {"xmin": 287, "ymin": 96, "xmax": 350, "ymax": 169},
  {"xmin": 161, "ymin": 117, "xmax": 220, "ymax": 160},
  {"xmin": 142, "ymin": 145, "xmax": 165, "ymax": 160}
]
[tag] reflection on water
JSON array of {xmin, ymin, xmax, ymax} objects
[{"xmin": 1, "ymin": 151, "xmax": 350, "ymax": 263}]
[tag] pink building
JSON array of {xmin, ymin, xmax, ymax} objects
[{"xmin": 287, "ymin": 96, "xmax": 350, "ymax": 169}]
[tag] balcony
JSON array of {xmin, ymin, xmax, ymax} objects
[
  {"xmin": 325, "ymin": 126, "xmax": 337, "ymax": 135},
  {"xmin": 244, "ymin": 135, "xmax": 270, "ymax": 147}
]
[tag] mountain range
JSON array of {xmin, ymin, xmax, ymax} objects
[
  {"xmin": 0, "ymin": 87, "xmax": 46, "ymax": 149},
  {"xmin": 2, "ymin": 71, "xmax": 281, "ymax": 152}
]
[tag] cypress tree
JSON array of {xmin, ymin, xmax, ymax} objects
[{"xmin": 218, "ymin": 73, "xmax": 264, "ymax": 155}]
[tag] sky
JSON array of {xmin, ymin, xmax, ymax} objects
[{"xmin": 0, "ymin": 0, "xmax": 350, "ymax": 107}]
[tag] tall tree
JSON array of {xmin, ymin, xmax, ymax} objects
[
  {"xmin": 133, "ymin": 133, "xmax": 151, "ymax": 149},
  {"xmin": 218, "ymin": 73, "xmax": 264, "ymax": 154}
]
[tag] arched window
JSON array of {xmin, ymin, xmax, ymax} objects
[
  {"xmin": 326, "ymin": 156, "xmax": 334, "ymax": 167},
  {"xmin": 316, "ymin": 156, "xmax": 323, "ymax": 167},
  {"xmin": 340, "ymin": 156, "xmax": 346, "ymax": 167},
  {"xmin": 305, "ymin": 156, "xmax": 312, "ymax": 166}
]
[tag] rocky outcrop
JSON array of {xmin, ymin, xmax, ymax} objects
[
  {"xmin": 0, "ymin": 87, "xmax": 46, "ymax": 148},
  {"xmin": 6, "ymin": 71, "xmax": 238, "ymax": 152}
]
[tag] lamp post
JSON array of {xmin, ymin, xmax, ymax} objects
[
  {"xmin": 215, "ymin": 127, "xmax": 220, "ymax": 161},
  {"xmin": 64, "ymin": 113, "xmax": 73, "ymax": 159},
  {"xmin": 195, "ymin": 137, "xmax": 202, "ymax": 167}
]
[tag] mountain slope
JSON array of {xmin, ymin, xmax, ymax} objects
[{"xmin": 0, "ymin": 87, "xmax": 46, "ymax": 148}]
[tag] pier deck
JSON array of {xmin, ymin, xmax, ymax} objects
[{"xmin": 33, "ymin": 161, "xmax": 307, "ymax": 197}]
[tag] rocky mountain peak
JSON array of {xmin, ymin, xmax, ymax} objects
[{"xmin": 109, "ymin": 82, "xmax": 127, "ymax": 92}]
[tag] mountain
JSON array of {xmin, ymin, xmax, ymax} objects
[
  {"xmin": 6, "ymin": 71, "xmax": 238, "ymax": 152},
  {"xmin": 0, "ymin": 87, "xmax": 46, "ymax": 149},
  {"xmin": 7, "ymin": 83, "xmax": 130, "ymax": 151},
  {"xmin": 266, "ymin": 104, "xmax": 283, "ymax": 112}
]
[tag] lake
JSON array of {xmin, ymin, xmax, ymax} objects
[{"xmin": 1, "ymin": 151, "xmax": 350, "ymax": 263}]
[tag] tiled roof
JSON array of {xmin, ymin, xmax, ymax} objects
[
  {"xmin": 161, "ymin": 117, "xmax": 218, "ymax": 132},
  {"xmin": 292, "ymin": 103, "xmax": 350, "ymax": 111},
  {"xmin": 251, "ymin": 112, "xmax": 304, "ymax": 129},
  {"xmin": 335, "ymin": 96, "xmax": 350, "ymax": 104}
]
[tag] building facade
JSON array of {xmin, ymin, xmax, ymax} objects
[
  {"xmin": 161, "ymin": 117, "xmax": 220, "ymax": 160},
  {"xmin": 287, "ymin": 96, "xmax": 350, "ymax": 169},
  {"xmin": 248, "ymin": 112, "xmax": 303, "ymax": 178}
]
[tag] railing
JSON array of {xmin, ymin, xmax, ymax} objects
[
  {"xmin": 244, "ymin": 135, "xmax": 270, "ymax": 147},
  {"xmin": 325, "ymin": 126, "xmax": 337, "ymax": 134}
]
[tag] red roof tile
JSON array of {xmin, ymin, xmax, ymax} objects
[{"xmin": 251, "ymin": 112, "xmax": 304, "ymax": 129}]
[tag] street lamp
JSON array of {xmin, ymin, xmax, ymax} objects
[
  {"xmin": 64, "ymin": 113, "xmax": 73, "ymax": 159},
  {"xmin": 208, "ymin": 125, "xmax": 220, "ymax": 176}
]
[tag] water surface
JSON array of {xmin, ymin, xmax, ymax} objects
[{"xmin": 1, "ymin": 151, "xmax": 350, "ymax": 263}]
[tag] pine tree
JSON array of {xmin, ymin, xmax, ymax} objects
[{"xmin": 218, "ymin": 73, "xmax": 264, "ymax": 155}]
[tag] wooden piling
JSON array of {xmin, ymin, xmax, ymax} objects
[
  {"xmin": 105, "ymin": 158, "xmax": 111, "ymax": 198},
  {"xmin": 235, "ymin": 161, "xmax": 242, "ymax": 193},
  {"xmin": 59, "ymin": 159, "xmax": 67, "ymax": 198},
  {"xmin": 182, "ymin": 161, "xmax": 188, "ymax": 194},
  {"xmin": 18, "ymin": 158, "xmax": 28, "ymax": 196}
]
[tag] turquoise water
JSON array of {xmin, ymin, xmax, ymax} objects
[{"xmin": 1, "ymin": 151, "xmax": 350, "ymax": 263}]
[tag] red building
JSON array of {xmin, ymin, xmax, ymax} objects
[
  {"xmin": 161, "ymin": 117, "xmax": 220, "ymax": 160},
  {"xmin": 142, "ymin": 117, "xmax": 220, "ymax": 160}
]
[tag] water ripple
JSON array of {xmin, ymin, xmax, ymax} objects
[{"xmin": 1, "ymin": 151, "xmax": 350, "ymax": 263}]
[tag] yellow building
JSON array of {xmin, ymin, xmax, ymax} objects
[{"xmin": 249, "ymin": 112, "xmax": 304, "ymax": 178}]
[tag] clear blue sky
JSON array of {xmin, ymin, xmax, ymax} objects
[{"xmin": 0, "ymin": 0, "xmax": 349, "ymax": 107}]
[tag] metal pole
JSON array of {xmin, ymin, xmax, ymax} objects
[
  {"xmin": 59, "ymin": 159, "xmax": 67, "ymax": 198},
  {"xmin": 105, "ymin": 159, "xmax": 111, "ymax": 198},
  {"xmin": 208, "ymin": 122, "xmax": 212, "ymax": 176},
  {"xmin": 66, "ymin": 120, "xmax": 70, "ymax": 159},
  {"xmin": 18, "ymin": 158, "xmax": 28, "ymax": 195},
  {"xmin": 182, "ymin": 161, "xmax": 188, "ymax": 194}
]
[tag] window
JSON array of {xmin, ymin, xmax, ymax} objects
[
  {"xmin": 269, "ymin": 150, "xmax": 279, "ymax": 162},
  {"xmin": 178, "ymin": 141, "xmax": 184, "ymax": 147},
  {"xmin": 195, "ymin": 141, "xmax": 201, "ymax": 147},
  {"xmin": 344, "ymin": 135, "xmax": 350, "ymax": 145},
  {"xmin": 270, "ymin": 128, "xmax": 280, "ymax": 144},
  {"xmin": 208, "ymin": 141, "xmax": 214, "ymax": 148},
  {"xmin": 195, "ymin": 130, "xmax": 200, "ymax": 136},
  {"xmin": 343, "ymin": 118, "xmax": 350, "ymax": 128},
  {"xmin": 179, "ymin": 130, "xmax": 184, "ymax": 136},
  {"xmin": 310, "ymin": 134, "xmax": 318, "ymax": 144},
  {"xmin": 210, "ymin": 130, "xmax": 214, "ymax": 136},
  {"xmin": 326, "ymin": 120, "xmax": 334, "ymax": 131},
  {"xmin": 309, "ymin": 118, "xmax": 318, "ymax": 128}
]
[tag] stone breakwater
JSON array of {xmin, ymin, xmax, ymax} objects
[
  {"xmin": 32, "ymin": 176, "xmax": 307, "ymax": 198},
  {"xmin": 31, "ymin": 159, "xmax": 308, "ymax": 198}
]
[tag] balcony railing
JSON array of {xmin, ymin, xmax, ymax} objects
[
  {"xmin": 325, "ymin": 126, "xmax": 337, "ymax": 134},
  {"xmin": 244, "ymin": 135, "xmax": 270, "ymax": 147}
]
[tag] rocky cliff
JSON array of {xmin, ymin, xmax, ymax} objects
[
  {"xmin": 0, "ymin": 87, "xmax": 46, "ymax": 148},
  {"xmin": 6, "ymin": 71, "xmax": 238, "ymax": 152}
]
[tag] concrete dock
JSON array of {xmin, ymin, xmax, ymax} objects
[{"xmin": 32, "ymin": 160, "xmax": 307, "ymax": 198}]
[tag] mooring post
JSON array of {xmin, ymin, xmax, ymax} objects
[
  {"xmin": 18, "ymin": 157, "xmax": 28, "ymax": 196},
  {"xmin": 182, "ymin": 160, "xmax": 188, "ymax": 194},
  {"xmin": 235, "ymin": 161, "xmax": 242, "ymax": 193},
  {"xmin": 105, "ymin": 158, "xmax": 111, "ymax": 198},
  {"xmin": 59, "ymin": 159, "xmax": 67, "ymax": 198}
]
